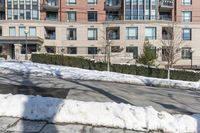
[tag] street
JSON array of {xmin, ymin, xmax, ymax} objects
[{"xmin": 0, "ymin": 73, "xmax": 200, "ymax": 115}]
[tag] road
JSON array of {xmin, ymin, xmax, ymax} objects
[{"xmin": 0, "ymin": 73, "xmax": 200, "ymax": 114}]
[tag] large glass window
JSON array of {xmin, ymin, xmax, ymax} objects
[
  {"xmin": 182, "ymin": 47, "xmax": 192, "ymax": 59},
  {"xmin": 32, "ymin": 10, "xmax": 38, "ymax": 20},
  {"xmin": 88, "ymin": 11, "xmax": 97, "ymax": 21},
  {"xmin": 29, "ymin": 27, "xmax": 36, "ymax": 36},
  {"xmin": 145, "ymin": 27, "xmax": 156, "ymax": 40},
  {"xmin": 182, "ymin": 28, "xmax": 192, "ymax": 40},
  {"xmin": 7, "ymin": 9, "xmax": 12, "ymax": 20},
  {"xmin": 19, "ymin": 27, "xmax": 26, "ymax": 36},
  {"xmin": 26, "ymin": 10, "xmax": 31, "ymax": 20},
  {"xmin": 88, "ymin": 28, "xmax": 98, "ymax": 40},
  {"xmin": 182, "ymin": 0, "xmax": 192, "ymax": 5},
  {"xmin": 67, "ymin": 11, "xmax": 76, "ymax": 22},
  {"xmin": 126, "ymin": 27, "xmax": 138, "ymax": 40},
  {"xmin": 67, "ymin": 28, "xmax": 77, "ymax": 40},
  {"xmin": 182, "ymin": 11, "xmax": 192, "ymax": 22}
]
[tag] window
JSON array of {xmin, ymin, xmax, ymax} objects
[
  {"xmin": 126, "ymin": 46, "xmax": 138, "ymax": 59},
  {"xmin": 32, "ymin": 10, "xmax": 38, "ymax": 20},
  {"xmin": 88, "ymin": 47, "xmax": 98, "ymax": 54},
  {"xmin": 182, "ymin": 11, "xmax": 192, "ymax": 22},
  {"xmin": 182, "ymin": 28, "xmax": 192, "ymax": 40},
  {"xmin": 88, "ymin": 28, "xmax": 98, "ymax": 40},
  {"xmin": 46, "ymin": 46, "xmax": 55, "ymax": 53},
  {"xmin": 88, "ymin": 0, "xmax": 97, "ymax": 4},
  {"xmin": 67, "ymin": 47, "xmax": 77, "ymax": 54},
  {"xmin": 145, "ymin": 27, "xmax": 156, "ymax": 40},
  {"xmin": 29, "ymin": 27, "xmax": 36, "ymax": 36},
  {"xmin": 26, "ymin": 0, "xmax": 31, "ymax": 9},
  {"xmin": 20, "ymin": 10, "xmax": 24, "ymax": 19},
  {"xmin": 67, "ymin": 0, "xmax": 76, "ymax": 5},
  {"xmin": 126, "ymin": 27, "xmax": 138, "ymax": 40},
  {"xmin": 162, "ymin": 27, "xmax": 173, "ymax": 40},
  {"xmin": 162, "ymin": 46, "xmax": 170, "ymax": 61},
  {"xmin": 182, "ymin": 47, "xmax": 192, "ymax": 59},
  {"xmin": 0, "ymin": 46, "xmax": 2, "ymax": 54},
  {"xmin": 7, "ymin": 9, "xmax": 12, "ymax": 20},
  {"xmin": 19, "ymin": 27, "xmax": 26, "ymax": 36},
  {"xmin": 88, "ymin": 11, "xmax": 97, "ymax": 21},
  {"xmin": 9, "ymin": 27, "xmax": 16, "ymax": 36},
  {"xmin": 67, "ymin": 28, "xmax": 77, "ymax": 40},
  {"xmin": 67, "ymin": 11, "xmax": 76, "ymax": 22},
  {"xmin": 106, "ymin": 27, "xmax": 120, "ymax": 40},
  {"xmin": 182, "ymin": 0, "xmax": 192, "ymax": 5},
  {"xmin": 21, "ymin": 44, "xmax": 37, "ymax": 54},
  {"xmin": 26, "ymin": 10, "xmax": 31, "ymax": 20},
  {"xmin": 111, "ymin": 46, "xmax": 121, "ymax": 53},
  {"xmin": 14, "ymin": 9, "xmax": 18, "ymax": 20}
]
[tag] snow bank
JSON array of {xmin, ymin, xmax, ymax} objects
[
  {"xmin": 0, "ymin": 94, "xmax": 198, "ymax": 133},
  {"xmin": 0, "ymin": 61, "xmax": 200, "ymax": 90}
]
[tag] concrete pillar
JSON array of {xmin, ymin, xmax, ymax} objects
[{"xmin": 14, "ymin": 44, "xmax": 22, "ymax": 60}]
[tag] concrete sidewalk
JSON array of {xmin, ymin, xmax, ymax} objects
[{"xmin": 0, "ymin": 117, "xmax": 145, "ymax": 133}]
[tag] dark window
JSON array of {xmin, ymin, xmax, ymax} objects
[
  {"xmin": 46, "ymin": 47, "xmax": 55, "ymax": 53},
  {"xmin": 126, "ymin": 46, "xmax": 138, "ymax": 59},
  {"xmin": 67, "ymin": 47, "xmax": 77, "ymax": 54},
  {"xmin": 182, "ymin": 47, "xmax": 192, "ymax": 59},
  {"xmin": 21, "ymin": 44, "xmax": 37, "ymax": 54},
  {"xmin": 0, "ymin": 46, "xmax": 2, "ymax": 53},
  {"xmin": 162, "ymin": 27, "xmax": 173, "ymax": 40},
  {"xmin": 67, "ymin": 28, "xmax": 77, "ymax": 40},
  {"xmin": 88, "ymin": 11, "xmax": 97, "ymax": 21},
  {"xmin": 111, "ymin": 46, "xmax": 121, "ymax": 53},
  {"xmin": 88, "ymin": 47, "xmax": 97, "ymax": 54}
]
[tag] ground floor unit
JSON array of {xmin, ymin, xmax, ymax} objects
[{"xmin": 0, "ymin": 20, "xmax": 200, "ymax": 68}]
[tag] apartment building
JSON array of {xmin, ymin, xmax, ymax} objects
[{"xmin": 0, "ymin": 0, "xmax": 200, "ymax": 68}]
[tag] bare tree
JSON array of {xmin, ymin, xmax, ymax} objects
[
  {"xmin": 160, "ymin": 22, "xmax": 184, "ymax": 68},
  {"xmin": 160, "ymin": 22, "xmax": 185, "ymax": 82}
]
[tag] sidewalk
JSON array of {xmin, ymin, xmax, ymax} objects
[{"xmin": 0, "ymin": 117, "xmax": 145, "ymax": 133}]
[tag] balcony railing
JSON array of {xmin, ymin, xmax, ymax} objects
[
  {"xmin": 160, "ymin": 0, "xmax": 174, "ymax": 9},
  {"xmin": 105, "ymin": 0, "xmax": 121, "ymax": 11},
  {"xmin": 159, "ymin": 15, "xmax": 172, "ymax": 21},
  {"xmin": 42, "ymin": 1, "xmax": 58, "ymax": 12}
]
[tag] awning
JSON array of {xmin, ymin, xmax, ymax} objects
[{"xmin": 0, "ymin": 36, "xmax": 44, "ymax": 45}]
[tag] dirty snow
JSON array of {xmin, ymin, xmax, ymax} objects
[
  {"xmin": 0, "ymin": 61, "xmax": 199, "ymax": 90},
  {"xmin": 0, "ymin": 94, "xmax": 199, "ymax": 133}
]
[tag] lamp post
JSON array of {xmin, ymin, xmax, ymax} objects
[
  {"xmin": 24, "ymin": 29, "xmax": 29, "ymax": 60},
  {"xmin": 190, "ymin": 49, "xmax": 194, "ymax": 69},
  {"xmin": 107, "ymin": 39, "xmax": 111, "ymax": 71}
]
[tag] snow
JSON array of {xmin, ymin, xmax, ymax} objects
[
  {"xmin": 0, "ymin": 61, "xmax": 200, "ymax": 90},
  {"xmin": 0, "ymin": 94, "xmax": 199, "ymax": 133}
]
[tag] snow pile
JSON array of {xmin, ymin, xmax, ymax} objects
[
  {"xmin": 0, "ymin": 61, "xmax": 200, "ymax": 90},
  {"xmin": 0, "ymin": 94, "xmax": 198, "ymax": 133}
]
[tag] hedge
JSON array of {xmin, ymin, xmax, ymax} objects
[
  {"xmin": 31, "ymin": 54, "xmax": 200, "ymax": 81},
  {"xmin": 0, "ymin": 55, "xmax": 7, "ymax": 59}
]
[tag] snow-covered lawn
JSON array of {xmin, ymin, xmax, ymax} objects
[
  {"xmin": 0, "ymin": 61, "xmax": 200, "ymax": 90},
  {"xmin": 0, "ymin": 94, "xmax": 199, "ymax": 133}
]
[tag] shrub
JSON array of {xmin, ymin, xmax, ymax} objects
[{"xmin": 31, "ymin": 54, "xmax": 200, "ymax": 81}]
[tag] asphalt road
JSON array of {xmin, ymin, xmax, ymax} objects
[{"xmin": 0, "ymin": 73, "xmax": 200, "ymax": 115}]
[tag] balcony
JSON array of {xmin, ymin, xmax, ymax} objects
[
  {"xmin": 42, "ymin": 1, "xmax": 58, "ymax": 12},
  {"xmin": 105, "ymin": 0, "xmax": 121, "ymax": 11},
  {"xmin": 159, "ymin": 15, "xmax": 172, "ymax": 21},
  {"xmin": 159, "ymin": 0, "xmax": 174, "ymax": 10},
  {"xmin": 0, "ymin": 36, "xmax": 44, "ymax": 45}
]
